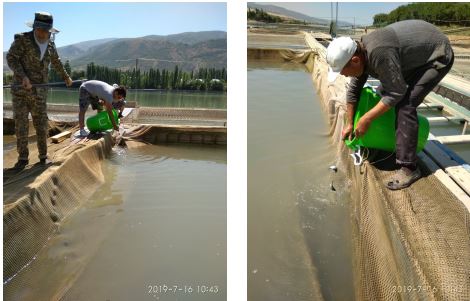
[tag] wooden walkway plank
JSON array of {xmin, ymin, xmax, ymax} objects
[
  {"xmin": 427, "ymin": 116, "xmax": 464, "ymax": 123},
  {"xmin": 434, "ymin": 134, "xmax": 470, "ymax": 145},
  {"xmin": 423, "ymin": 140, "xmax": 470, "ymax": 196},
  {"xmin": 417, "ymin": 103, "xmax": 444, "ymax": 110},
  {"xmin": 439, "ymin": 74, "xmax": 470, "ymax": 99},
  {"xmin": 426, "ymin": 92, "xmax": 470, "ymax": 122},
  {"xmin": 418, "ymin": 152, "xmax": 470, "ymax": 212},
  {"xmin": 51, "ymin": 131, "xmax": 72, "ymax": 144}
]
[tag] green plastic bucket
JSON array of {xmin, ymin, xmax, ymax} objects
[
  {"xmin": 86, "ymin": 109, "xmax": 119, "ymax": 132},
  {"xmin": 345, "ymin": 87, "xmax": 429, "ymax": 152}
]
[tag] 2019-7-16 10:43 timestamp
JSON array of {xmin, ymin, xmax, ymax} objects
[
  {"xmin": 392, "ymin": 285, "xmax": 438, "ymax": 294},
  {"xmin": 147, "ymin": 284, "xmax": 219, "ymax": 295}
]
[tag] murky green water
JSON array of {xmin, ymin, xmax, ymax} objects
[
  {"xmin": 3, "ymin": 88, "xmax": 227, "ymax": 109},
  {"xmin": 247, "ymin": 60, "xmax": 354, "ymax": 300},
  {"xmin": 4, "ymin": 144, "xmax": 226, "ymax": 301}
]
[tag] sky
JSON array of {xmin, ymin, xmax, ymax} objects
[
  {"xmin": 3, "ymin": 2, "xmax": 227, "ymax": 51},
  {"xmin": 261, "ymin": 2, "xmax": 408, "ymax": 26}
]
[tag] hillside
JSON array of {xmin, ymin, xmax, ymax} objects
[
  {"xmin": 58, "ymin": 38, "xmax": 117, "ymax": 61},
  {"xmin": 4, "ymin": 31, "xmax": 226, "ymax": 73},
  {"xmin": 142, "ymin": 31, "xmax": 227, "ymax": 45},
  {"xmin": 71, "ymin": 35, "xmax": 226, "ymax": 71},
  {"xmin": 247, "ymin": 3, "xmax": 352, "ymax": 27}
]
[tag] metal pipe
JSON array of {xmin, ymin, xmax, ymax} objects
[
  {"xmin": 3, "ymin": 79, "xmax": 87, "ymax": 89},
  {"xmin": 336, "ymin": 2, "xmax": 339, "ymax": 31}
]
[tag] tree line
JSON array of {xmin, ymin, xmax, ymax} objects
[
  {"xmin": 247, "ymin": 8, "xmax": 283, "ymax": 23},
  {"xmin": 46, "ymin": 62, "xmax": 226, "ymax": 91},
  {"xmin": 373, "ymin": 3, "xmax": 470, "ymax": 27}
]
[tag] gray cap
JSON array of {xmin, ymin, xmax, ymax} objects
[{"xmin": 26, "ymin": 12, "xmax": 59, "ymax": 33}]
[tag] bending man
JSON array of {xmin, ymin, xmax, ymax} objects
[
  {"xmin": 77, "ymin": 80, "xmax": 126, "ymax": 137},
  {"xmin": 326, "ymin": 20, "xmax": 454, "ymax": 190}
]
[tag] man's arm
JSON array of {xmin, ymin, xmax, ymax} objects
[
  {"xmin": 346, "ymin": 102, "xmax": 356, "ymax": 126},
  {"xmin": 354, "ymin": 101, "xmax": 391, "ymax": 137},
  {"xmin": 354, "ymin": 48, "xmax": 405, "ymax": 137},
  {"xmin": 342, "ymin": 73, "xmax": 367, "ymax": 140},
  {"xmin": 104, "ymin": 101, "xmax": 119, "ymax": 130},
  {"xmin": 346, "ymin": 72, "xmax": 368, "ymax": 106},
  {"xmin": 49, "ymin": 41, "xmax": 72, "ymax": 86},
  {"xmin": 342, "ymin": 102, "xmax": 356, "ymax": 140},
  {"xmin": 118, "ymin": 103, "xmax": 125, "ymax": 118}
]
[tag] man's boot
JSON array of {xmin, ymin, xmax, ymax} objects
[{"xmin": 12, "ymin": 159, "xmax": 29, "ymax": 170}]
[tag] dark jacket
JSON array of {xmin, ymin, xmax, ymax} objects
[{"xmin": 347, "ymin": 20, "xmax": 453, "ymax": 107}]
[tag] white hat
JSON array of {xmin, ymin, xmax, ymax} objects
[
  {"xmin": 26, "ymin": 12, "xmax": 59, "ymax": 33},
  {"xmin": 326, "ymin": 37, "xmax": 357, "ymax": 82}
]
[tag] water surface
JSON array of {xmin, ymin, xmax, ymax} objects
[
  {"xmin": 3, "ymin": 88, "xmax": 227, "ymax": 109},
  {"xmin": 248, "ymin": 60, "xmax": 354, "ymax": 300},
  {"xmin": 4, "ymin": 144, "xmax": 227, "ymax": 301}
]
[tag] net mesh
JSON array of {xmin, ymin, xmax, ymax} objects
[
  {"xmin": 3, "ymin": 121, "xmax": 226, "ymax": 300},
  {"xmin": 305, "ymin": 34, "xmax": 470, "ymax": 300},
  {"xmin": 4, "ymin": 134, "xmax": 112, "ymax": 286},
  {"xmin": 247, "ymin": 31, "xmax": 469, "ymax": 299}
]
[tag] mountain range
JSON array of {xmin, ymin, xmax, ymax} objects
[
  {"xmin": 4, "ymin": 31, "xmax": 227, "ymax": 73},
  {"xmin": 247, "ymin": 3, "xmax": 353, "ymax": 27}
]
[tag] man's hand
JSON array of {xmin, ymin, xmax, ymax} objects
[
  {"xmin": 354, "ymin": 116, "xmax": 372, "ymax": 137},
  {"xmin": 65, "ymin": 76, "xmax": 73, "ymax": 87},
  {"xmin": 342, "ymin": 123, "xmax": 354, "ymax": 140},
  {"xmin": 354, "ymin": 100, "xmax": 391, "ymax": 137},
  {"xmin": 22, "ymin": 77, "xmax": 32, "ymax": 90}
]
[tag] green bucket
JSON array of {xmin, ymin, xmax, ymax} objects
[
  {"xmin": 345, "ymin": 87, "xmax": 429, "ymax": 152},
  {"xmin": 86, "ymin": 109, "xmax": 119, "ymax": 132}
]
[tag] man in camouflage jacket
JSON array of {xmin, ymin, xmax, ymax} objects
[{"xmin": 7, "ymin": 12, "xmax": 72, "ymax": 170}]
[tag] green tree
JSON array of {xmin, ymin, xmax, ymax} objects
[
  {"xmin": 64, "ymin": 60, "xmax": 72, "ymax": 77},
  {"xmin": 172, "ymin": 65, "xmax": 179, "ymax": 89},
  {"xmin": 373, "ymin": 2, "xmax": 470, "ymax": 27},
  {"xmin": 247, "ymin": 8, "xmax": 283, "ymax": 23}
]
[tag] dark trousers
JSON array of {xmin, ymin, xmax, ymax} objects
[{"xmin": 394, "ymin": 55, "xmax": 454, "ymax": 168}]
